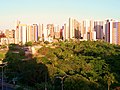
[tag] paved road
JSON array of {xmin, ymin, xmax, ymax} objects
[
  {"xmin": 0, "ymin": 83, "xmax": 15, "ymax": 90},
  {"xmin": 0, "ymin": 86, "xmax": 14, "ymax": 90}
]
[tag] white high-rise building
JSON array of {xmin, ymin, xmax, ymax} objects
[
  {"xmin": 69, "ymin": 18, "xmax": 74, "ymax": 39},
  {"xmin": 63, "ymin": 23, "xmax": 69, "ymax": 40},
  {"xmin": 82, "ymin": 20, "xmax": 90, "ymax": 40},
  {"xmin": 92, "ymin": 31, "xmax": 96, "ymax": 41},
  {"xmin": 15, "ymin": 20, "xmax": 20, "ymax": 44},
  {"xmin": 38, "ymin": 24, "xmax": 44, "ymax": 41},
  {"xmin": 15, "ymin": 21, "xmax": 27, "ymax": 45},
  {"xmin": 19, "ymin": 24, "xmax": 27, "ymax": 44}
]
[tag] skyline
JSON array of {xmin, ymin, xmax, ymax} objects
[{"xmin": 0, "ymin": 0, "xmax": 120, "ymax": 29}]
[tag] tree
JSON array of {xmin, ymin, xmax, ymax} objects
[
  {"xmin": 44, "ymin": 41, "xmax": 49, "ymax": 44},
  {"xmin": 1, "ymin": 45, "xmax": 7, "ymax": 49},
  {"xmin": 3, "ymin": 40, "xmax": 120, "ymax": 89},
  {"xmin": 104, "ymin": 73, "xmax": 116, "ymax": 90},
  {"xmin": 25, "ymin": 41, "xmax": 33, "ymax": 46}
]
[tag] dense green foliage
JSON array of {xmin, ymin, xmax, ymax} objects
[
  {"xmin": 25, "ymin": 41, "xmax": 33, "ymax": 46},
  {"xmin": 0, "ymin": 45, "xmax": 8, "ymax": 59},
  {"xmin": 3, "ymin": 41, "xmax": 120, "ymax": 90}
]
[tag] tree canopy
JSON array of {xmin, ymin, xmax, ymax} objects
[{"xmin": 3, "ymin": 41, "xmax": 120, "ymax": 90}]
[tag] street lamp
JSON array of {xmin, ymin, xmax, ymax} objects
[
  {"xmin": 0, "ymin": 61, "xmax": 7, "ymax": 90},
  {"xmin": 56, "ymin": 75, "xmax": 68, "ymax": 90}
]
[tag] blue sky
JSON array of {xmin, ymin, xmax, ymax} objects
[{"xmin": 0, "ymin": 0, "xmax": 120, "ymax": 29}]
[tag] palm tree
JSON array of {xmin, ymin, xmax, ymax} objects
[{"xmin": 105, "ymin": 73, "xmax": 116, "ymax": 90}]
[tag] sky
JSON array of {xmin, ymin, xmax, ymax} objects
[{"xmin": 0, "ymin": 0, "xmax": 120, "ymax": 29}]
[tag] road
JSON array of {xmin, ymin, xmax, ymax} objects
[
  {"xmin": 0, "ymin": 82, "xmax": 15, "ymax": 90},
  {"xmin": 0, "ymin": 86, "xmax": 14, "ymax": 90}
]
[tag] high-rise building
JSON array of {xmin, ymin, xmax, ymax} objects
[
  {"xmin": 0, "ymin": 29, "xmax": 15, "ymax": 45},
  {"xmin": 105, "ymin": 20, "xmax": 110, "ymax": 43},
  {"xmin": 94, "ymin": 21, "xmax": 104, "ymax": 40},
  {"xmin": 92, "ymin": 31, "xmax": 97, "ymax": 41},
  {"xmin": 47, "ymin": 24, "xmax": 54, "ymax": 38},
  {"xmin": 118, "ymin": 22, "xmax": 120, "ymax": 45},
  {"xmin": 105, "ymin": 19, "xmax": 115, "ymax": 44},
  {"xmin": 54, "ymin": 25, "xmax": 60, "ymax": 39},
  {"xmin": 15, "ymin": 21, "xmax": 39, "ymax": 44},
  {"xmin": 27, "ymin": 25, "xmax": 33, "ymax": 42},
  {"xmin": 69, "ymin": 18, "xmax": 80, "ymax": 39},
  {"xmin": 19, "ymin": 24, "xmax": 27, "ymax": 45},
  {"xmin": 63, "ymin": 23, "xmax": 69, "ymax": 40},
  {"xmin": 33, "ymin": 24, "xmax": 38, "ymax": 42},
  {"xmin": 5, "ymin": 29, "xmax": 15, "ymax": 38},
  {"xmin": 60, "ymin": 27, "xmax": 64, "ymax": 39},
  {"xmin": 74, "ymin": 19, "xmax": 80, "ymax": 39},
  {"xmin": 15, "ymin": 22, "xmax": 27, "ymax": 44},
  {"xmin": 44, "ymin": 25, "xmax": 49, "ymax": 41},
  {"xmin": 104, "ymin": 19, "xmax": 120, "ymax": 45},
  {"xmin": 69, "ymin": 18, "xmax": 74, "ymax": 39},
  {"xmin": 38, "ymin": 24, "xmax": 44, "ymax": 41},
  {"xmin": 81, "ymin": 20, "xmax": 91, "ymax": 40},
  {"xmin": 12, "ymin": 18, "xmax": 120, "ymax": 45},
  {"xmin": 15, "ymin": 20, "xmax": 20, "ymax": 44},
  {"xmin": 89, "ymin": 20, "xmax": 95, "ymax": 40},
  {"xmin": 112, "ymin": 22, "xmax": 118, "ymax": 44}
]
